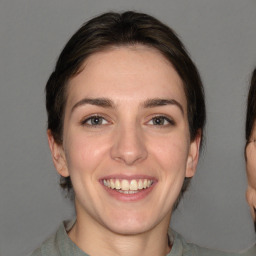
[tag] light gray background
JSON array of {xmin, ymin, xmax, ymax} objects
[{"xmin": 0, "ymin": 1, "xmax": 255, "ymax": 256}]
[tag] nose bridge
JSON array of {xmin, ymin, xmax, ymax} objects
[{"xmin": 110, "ymin": 119, "xmax": 148, "ymax": 165}]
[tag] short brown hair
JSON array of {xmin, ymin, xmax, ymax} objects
[{"xmin": 45, "ymin": 11, "xmax": 206, "ymax": 204}]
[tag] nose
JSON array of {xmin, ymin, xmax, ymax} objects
[{"xmin": 110, "ymin": 124, "xmax": 148, "ymax": 165}]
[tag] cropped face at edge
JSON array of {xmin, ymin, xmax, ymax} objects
[
  {"xmin": 246, "ymin": 121, "xmax": 256, "ymax": 220},
  {"xmin": 48, "ymin": 45, "xmax": 201, "ymax": 235}
]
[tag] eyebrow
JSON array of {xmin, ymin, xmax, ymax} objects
[
  {"xmin": 71, "ymin": 97, "xmax": 184, "ymax": 115},
  {"xmin": 143, "ymin": 98, "xmax": 184, "ymax": 115},
  {"xmin": 71, "ymin": 98, "xmax": 114, "ymax": 112}
]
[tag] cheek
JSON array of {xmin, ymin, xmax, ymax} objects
[
  {"xmin": 150, "ymin": 136, "xmax": 189, "ymax": 208},
  {"xmin": 149, "ymin": 133, "xmax": 189, "ymax": 174},
  {"xmin": 64, "ymin": 133, "xmax": 109, "ymax": 175}
]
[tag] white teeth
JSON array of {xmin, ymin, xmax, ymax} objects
[
  {"xmin": 130, "ymin": 180, "xmax": 138, "ymax": 190},
  {"xmin": 115, "ymin": 179, "xmax": 121, "ymax": 189},
  {"xmin": 138, "ymin": 179, "xmax": 143, "ymax": 189},
  {"xmin": 104, "ymin": 180, "xmax": 110, "ymax": 188},
  {"xmin": 119, "ymin": 190, "xmax": 138, "ymax": 194},
  {"xmin": 103, "ymin": 178, "xmax": 153, "ymax": 192},
  {"xmin": 121, "ymin": 180, "xmax": 130, "ymax": 191},
  {"xmin": 110, "ymin": 179, "xmax": 115, "ymax": 189}
]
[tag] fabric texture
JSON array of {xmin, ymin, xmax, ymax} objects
[
  {"xmin": 30, "ymin": 220, "xmax": 245, "ymax": 256},
  {"xmin": 240, "ymin": 245, "xmax": 256, "ymax": 256}
]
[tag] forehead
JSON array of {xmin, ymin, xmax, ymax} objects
[{"xmin": 66, "ymin": 45, "xmax": 187, "ymax": 111}]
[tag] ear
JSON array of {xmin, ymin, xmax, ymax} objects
[
  {"xmin": 47, "ymin": 130, "xmax": 69, "ymax": 177},
  {"xmin": 185, "ymin": 130, "xmax": 201, "ymax": 178}
]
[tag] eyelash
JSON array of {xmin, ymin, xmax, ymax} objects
[{"xmin": 147, "ymin": 115, "xmax": 175, "ymax": 126}]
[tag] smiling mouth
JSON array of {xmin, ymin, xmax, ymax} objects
[{"xmin": 103, "ymin": 179, "xmax": 154, "ymax": 194}]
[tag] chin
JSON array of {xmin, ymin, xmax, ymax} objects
[
  {"xmin": 100, "ymin": 210, "xmax": 165, "ymax": 236},
  {"xmin": 105, "ymin": 221, "xmax": 153, "ymax": 236}
]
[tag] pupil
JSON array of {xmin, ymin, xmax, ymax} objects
[
  {"xmin": 154, "ymin": 117, "xmax": 163, "ymax": 125},
  {"xmin": 92, "ymin": 117, "xmax": 101, "ymax": 125}
]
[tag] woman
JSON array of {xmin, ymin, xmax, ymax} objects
[
  {"xmin": 32, "ymin": 11, "xmax": 238, "ymax": 256},
  {"xmin": 245, "ymin": 68, "xmax": 256, "ymax": 225},
  {"xmin": 243, "ymin": 68, "xmax": 256, "ymax": 255}
]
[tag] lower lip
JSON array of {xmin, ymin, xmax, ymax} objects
[{"xmin": 101, "ymin": 183, "xmax": 156, "ymax": 202}]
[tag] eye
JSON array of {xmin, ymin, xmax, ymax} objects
[
  {"xmin": 148, "ymin": 116, "xmax": 175, "ymax": 126},
  {"xmin": 81, "ymin": 115, "xmax": 108, "ymax": 126}
]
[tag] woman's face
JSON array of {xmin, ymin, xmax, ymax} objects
[
  {"xmin": 49, "ymin": 45, "xmax": 200, "ymax": 235},
  {"xmin": 246, "ymin": 121, "xmax": 256, "ymax": 220}
]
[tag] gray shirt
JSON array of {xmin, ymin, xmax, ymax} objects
[{"xmin": 30, "ymin": 220, "xmax": 249, "ymax": 256}]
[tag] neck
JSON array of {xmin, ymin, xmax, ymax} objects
[{"xmin": 68, "ymin": 213, "xmax": 172, "ymax": 256}]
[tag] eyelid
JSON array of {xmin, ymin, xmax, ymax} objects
[{"xmin": 146, "ymin": 115, "xmax": 176, "ymax": 126}]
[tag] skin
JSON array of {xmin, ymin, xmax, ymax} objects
[
  {"xmin": 48, "ymin": 45, "xmax": 201, "ymax": 256},
  {"xmin": 246, "ymin": 122, "xmax": 256, "ymax": 222}
]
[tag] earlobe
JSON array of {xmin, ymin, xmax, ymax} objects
[
  {"xmin": 185, "ymin": 130, "xmax": 201, "ymax": 178},
  {"xmin": 47, "ymin": 130, "xmax": 69, "ymax": 177}
]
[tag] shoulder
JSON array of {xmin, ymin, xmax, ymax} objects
[
  {"xmin": 195, "ymin": 246, "xmax": 239, "ymax": 256},
  {"xmin": 240, "ymin": 244, "xmax": 256, "ymax": 256},
  {"xmin": 29, "ymin": 220, "xmax": 79, "ymax": 256},
  {"xmin": 29, "ymin": 224, "xmax": 62, "ymax": 256},
  {"xmin": 170, "ymin": 230, "xmax": 240, "ymax": 256},
  {"xmin": 30, "ymin": 248, "xmax": 41, "ymax": 256}
]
